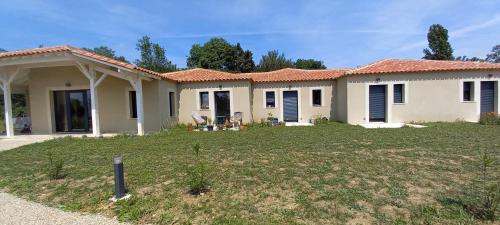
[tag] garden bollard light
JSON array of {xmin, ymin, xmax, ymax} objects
[{"xmin": 113, "ymin": 156, "xmax": 126, "ymax": 199}]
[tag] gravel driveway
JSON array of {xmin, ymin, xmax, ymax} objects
[{"xmin": 0, "ymin": 192, "xmax": 129, "ymax": 225}]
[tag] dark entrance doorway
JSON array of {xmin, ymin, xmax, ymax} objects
[
  {"xmin": 53, "ymin": 90, "xmax": 92, "ymax": 132},
  {"xmin": 369, "ymin": 85, "xmax": 386, "ymax": 122},
  {"xmin": 480, "ymin": 81, "xmax": 495, "ymax": 113},
  {"xmin": 214, "ymin": 91, "xmax": 230, "ymax": 124}
]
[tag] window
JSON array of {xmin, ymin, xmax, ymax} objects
[
  {"xmin": 312, "ymin": 89, "xmax": 322, "ymax": 106},
  {"xmin": 393, "ymin": 84, "xmax": 405, "ymax": 103},
  {"xmin": 169, "ymin": 92, "xmax": 175, "ymax": 117},
  {"xmin": 265, "ymin": 91, "xmax": 276, "ymax": 108},
  {"xmin": 199, "ymin": 91, "xmax": 209, "ymax": 109},
  {"xmin": 129, "ymin": 91, "xmax": 137, "ymax": 118},
  {"xmin": 463, "ymin": 81, "xmax": 474, "ymax": 102}
]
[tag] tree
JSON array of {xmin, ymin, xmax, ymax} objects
[
  {"xmin": 295, "ymin": 59, "xmax": 327, "ymax": 69},
  {"xmin": 187, "ymin": 44, "xmax": 203, "ymax": 68},
  {"xmin": 485, "ymin": 45, "xmax": 500, "ymax": 63},
  {"xmin": 256, "ymin": 50, "xmax": 294, "ymax": 72},
  {"xmin": 455, "ymin": 56, "xmax": 483, "ymax": 62},
  {"xmin": 423, "ymin": 24, "xmax": 454, "ymax": 60},
  {"xmin": 186, "ymin": 38, "xmax": 255, "ymax": 72},
  {"xmin": 231, "ymin": 43, "xmax": 255, "ymax": 73},
  {"xmin": 82, "ymin": 46, "xmax": 129, "ymax": 63},
  {"xmin": 135, "ymin": 36, "xmax": 177, "ymax": 72}
]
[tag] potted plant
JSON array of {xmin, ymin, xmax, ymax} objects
[
  {"xmin": 224, "ymin": 119, "xmax": 231, "ymax": 129},
  {"xmin": 207, "ymin": 118, "xmax": 214, "ymax": 131},
  {"xmin": 187, "ymin": 123, "xmax": 193, "ymax": 131}
]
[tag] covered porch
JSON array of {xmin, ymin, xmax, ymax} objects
[{"xmin": 0, "ymin": 46, "xmax": 160, "ymax": 137}]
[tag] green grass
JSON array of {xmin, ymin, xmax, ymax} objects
[{"xmin": 0, "ymin": 122, "xmax": 498, "ymax": 224}]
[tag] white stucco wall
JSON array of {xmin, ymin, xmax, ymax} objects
[{"xmin": 342, "ymin": 71, "xmax": 500, "ymax": 124}]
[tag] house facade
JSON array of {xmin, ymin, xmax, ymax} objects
[{"xmin": 1, "ymin": 46, "xmax": 499, "ymax": 137}]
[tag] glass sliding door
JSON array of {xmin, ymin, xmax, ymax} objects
[
  {"xmin": 53, "ymin": 90, "xmax": 92, "ymax": 132},
  {"xmin": 214, "ymin": 91, "xmax": 230, "ymax": 124}
]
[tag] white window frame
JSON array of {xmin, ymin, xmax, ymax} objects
[
  {"xmin": 263, "ymin": 89, "xmax": 277, "ymax": 108},
  {"xmin": 167, "ymin": 89, "xmax": 176, "ymax": 117},
  {"xmin": 392, "ymin": 83, "xmax": 407, "ymax": 105},
  {"xmin": 459, "ymin": 80, "xmax": 476, "ymax": 103},
  {"xmin": 46, "ymin": 85, "xmax": 89, "ymax": 133},
  {"xmin": 197, "ymin": 90, "xmax": 210, "ymax": 110},
  {"xmin": 310, "ymin": 87, "xmax": 324, "ymax": 107},
  {"xmin": 125, "ymin": 88, "xmax": 137, "ymax": 120}
]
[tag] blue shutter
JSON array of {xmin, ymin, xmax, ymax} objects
[
  {"xmin": 369, "ymin": 85, "xmax": 386, "ymax": 122},
  {"xmin": 283, "ymin": 91, "xmax": 298, "ymax": 122},
  {"xmin": 481, "ymin": 81, "xmax": 495, "ymax": 113}
]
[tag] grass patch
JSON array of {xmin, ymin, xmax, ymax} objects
[{"xmin": 0, "ymin": 122, "xmax": 498, "ymax": 224}]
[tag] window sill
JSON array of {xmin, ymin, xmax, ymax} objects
[
  {"xmin": 461, "ymin": 101, "xmax": 476, "ymax": 103},
  {"xmin": 393, "ymin": 103, "xmax": 406, "ymax": 105},
  {"xmin": 199, "ymin": 108, "xmax": 210, "ymax": 111},
  {"xmin": 312, "ymin": 105, "xmax": 323, "ymax": 107},
  {"xmin": 265, "ymin": 107, "xmax": 276, "ymax": 109}
]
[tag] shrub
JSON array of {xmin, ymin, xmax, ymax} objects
[
  {"xmin": 313, "ymin": 115, "xmax": 329, "ymax": 125},
  {"xmin": 463, "ymin": 149, "xmax": 498, "ymax": 220},
  {"xmin": 479, "ymin": 112, "xmax": 500, "ymax": 125},
  {"xmin": 46, "ymin": 151, "xmax": 65, "ymax": 180},
  {"xmin": 186, "ymin": 143, "xmax": 209, "ymax": 195}
]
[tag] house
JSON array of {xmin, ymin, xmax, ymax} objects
[
  {"xmin": 336, "ymin": 59, "xmax": 500, "ymax": 124},
  {"xmin": 0, "ymin": 46, "xmax": 499, "ymax": 137}
]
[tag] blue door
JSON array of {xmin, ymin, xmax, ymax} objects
[
  {"xmin": 369, "ymin": 85, "xmax": 386, "ymax": 122},
  {"xmin": 481, "ymin": 81, "xmax": 495, "ymax": 113},
  {"xmin": 283, "ymin": 91, "xmax": 298, "ymax": 122}
]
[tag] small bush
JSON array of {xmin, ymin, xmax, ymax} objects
[
  {"xmin": 463, "ymin": 149, "xmax": 499, "ymax": 221},
  {"xmin": 186, "ymin": 143, "xmax": 209, "ymax": 195},
  {"xmin": 46, "ymin": 151, "xmax": 65, "ymax": 180},
  {"xmin": 313, "ymin": 115, "xmax": 329, "ymax": 125},
  {"xmin": 479, "ymin": 112, "xmax": 500, "ymax": 125}
]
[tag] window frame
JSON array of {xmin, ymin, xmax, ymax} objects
[
  {"xmin": 312, "ymin": 89, "xmax": 323, "ymax": 107},
  {"xmin": 264, "ymin": 90, "xmax": 276, "ymax": 108},
  {"xmin": 199, "ymin": 91, "xmax": 210, "ymax": 110},
  {"xmin": 462, "ymin": 81, "xmax": 474, "ymax": 102},
  {"xmin": 393, "ymin": 83, "xmax": 405, "ymax": 104},
  {"xmin": 168, "ymin": 91, "xmax": 176, "ymax": 117},
  {"xmin": 128, "ymin": 90, "xmax": 137, "ymax": 119}
]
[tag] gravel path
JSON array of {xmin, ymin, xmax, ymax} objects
[{"xmin": 0, "ymin": 192, "xmax": 129, "ymax": 225}]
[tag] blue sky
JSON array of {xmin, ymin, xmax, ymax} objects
[{"xmin": 0, "ymin": 0, "xmax": 499, "ymax": 69}]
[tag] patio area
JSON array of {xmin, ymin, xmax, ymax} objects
[{"xmin": 0, "ymin": 133, "xmax": 117, "ymax": 152}]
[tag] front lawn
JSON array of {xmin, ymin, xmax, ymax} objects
[{"xmin": 0, "ymin": 122, "xmax": 498, "ymax": 224}]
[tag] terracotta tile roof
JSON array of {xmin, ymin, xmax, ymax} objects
[
  {"xmin": 348, "ymin": 59, "xmax": 500, "ymax": 75},
  {"xmin": 248, "ymin": 68, "xmax": 350, "ymax": 82},
  {"xmin": 0, "ymin": 45, "xmax": 166, "ymax": 79},
  {"xmin": 164, "ymin": 68, "xmax": 350, "ymax": 83},
  {"xmin": 164, "ymin": 68, "xmax": 251, "ymax": 82}
]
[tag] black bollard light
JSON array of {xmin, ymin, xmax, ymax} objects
[{"xmin": 113, "ymin": 156, "xmax": 126, "ymax": 199}]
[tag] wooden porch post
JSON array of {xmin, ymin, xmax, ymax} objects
[
  {"xmin": 128, "ymin": 77, "xmax": 144, "ymax": 136},
  {"xmin": 0, "ymin": 70, "xmax": 18, "ymax": 137},
  {"xmin": 76, "ymin": 62, "xmax": 107, "ymax": 137},
  {"xmin": 135, "ymin": 78, "xmax": 145, "ymax": 136},
  {"xmin": 88, "ymin": 65, "xmax": 101, "ymax": 136},
  {"xmin": 1, "ymin": 81, "xmax": 14, "ymax": 137}
]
